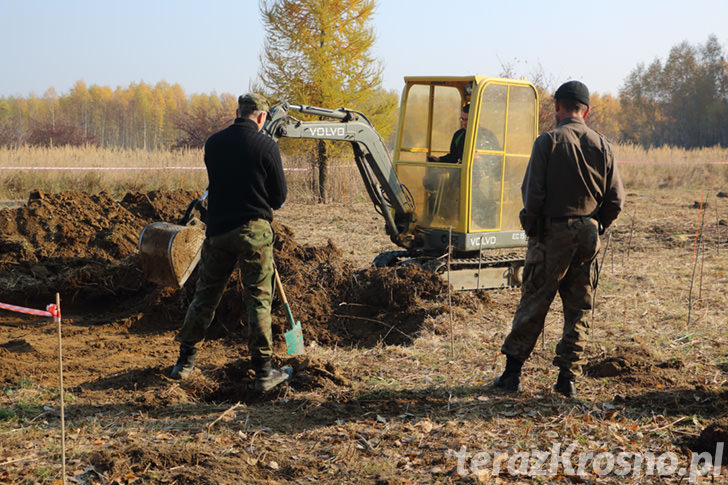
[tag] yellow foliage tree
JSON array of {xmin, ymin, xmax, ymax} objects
[
  {"xmin": 588, "ymin": 93, "xmax": 621, "ymax": 141},
  {"xmin": 257, "ymin": 0, "xmax": 395, "ymax": 202}
]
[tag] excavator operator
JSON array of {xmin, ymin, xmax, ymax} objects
[{"xmin": 427, "ymin": 103, "xmax": 469, "ymax": 164}]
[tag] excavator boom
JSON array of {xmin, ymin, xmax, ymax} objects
[{"xmin": 263, "ymin": 102, "xmax": 417, "ymax": 248}]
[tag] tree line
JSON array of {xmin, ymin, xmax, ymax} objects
[
  {"xmin": 0, "ymin": 80, "xmax": 238, "ymax": 150},
  {"xmin": 619, "ymin": 35, "xmax": 728, "ymax": 148},
  {"xmin": 0, "ymin": 7, "xmax": 725, "ymax": 154}
]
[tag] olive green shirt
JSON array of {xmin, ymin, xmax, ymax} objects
[{"xmin": 521, "ymin": 116, "xmax": 624, "ymax": 229}]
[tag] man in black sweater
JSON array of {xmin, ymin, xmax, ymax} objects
[{"xmin": 170, "ymin": 93, "xmax": 292, "ymax": 392}]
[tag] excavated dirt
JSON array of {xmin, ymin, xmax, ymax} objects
[
  {"xmin": 0, "ymin": 189, "xmax": 451, "ymax": 397},
  {"xmin": 692, "ymin": 418, "xmax": 728, "ymax": 463},
  {"xmin": 583, "ymin": 343, "xmax": 683, "ymax": 387},
  {"xmin": 582, "ymin": 344, "xmax": 728, "ymax": 417}
]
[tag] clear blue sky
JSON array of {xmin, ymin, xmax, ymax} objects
[{"xmin": 1, "ymin": 0, "xmax": 726, "ymax": 99}]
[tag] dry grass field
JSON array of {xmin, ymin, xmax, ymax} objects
[
  {"xmin": 1, "ymin": 144, "xmax": 727, "ymax": 202},
  {"xmin": 0, "ymin": 146, "xmax": 727, "ymax": 484}
]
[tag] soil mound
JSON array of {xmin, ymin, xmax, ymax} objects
[
  {"xmin": 584, "ymin": 344, "xmax": 683, "ymax": 387},
  {"xmin": 0, "ymin": 190, "xmax": 447, "ymax": 349},
  {"xmin": 584, "ymin": 345, "xmax": 654, "ymax": 378},
  {"xmin": 0, "ymin": 190, "xmax": 140, "ymax": 262},
  {"xmin": 184, "ymin": 355, "xmax": 351, "ymax": 404}
]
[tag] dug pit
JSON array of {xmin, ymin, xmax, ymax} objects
[{"xmin": 0, "ymin": 190, "xmax": 454, "ymax": 397}]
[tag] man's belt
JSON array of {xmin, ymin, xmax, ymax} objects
[{"xmin": 548, "ymin": 215, "xmax": 587, "ymax": 223}]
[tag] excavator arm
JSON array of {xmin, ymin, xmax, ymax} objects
[{"xmin": 263, "ymin": 102, "xmax": 417, "ymax": 249}]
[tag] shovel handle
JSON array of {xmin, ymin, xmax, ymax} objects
[
  {"xmin": 274, "ymin": 268, "xmax": 298, "ymax": 328},
  {"xmin": 273, "ymin": 268, "xmax": 288, "ymax": 306}
]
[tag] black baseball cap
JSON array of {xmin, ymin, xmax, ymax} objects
[{"xmin": 554, "ymin": 80, "xmax": 590, "ymax": 107}]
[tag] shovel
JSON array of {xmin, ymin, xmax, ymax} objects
[{"xmin": 274, "ymin": 267, "xmax": 304, "ymax": 355}]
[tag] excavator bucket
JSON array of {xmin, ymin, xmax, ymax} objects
[{"xmin": 137, "ymin": 220, "xmax": 206, "ymax": 288}]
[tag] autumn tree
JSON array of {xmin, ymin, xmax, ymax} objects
[
  {"xmin": 499, "ymin": 60, "xmax": 557, "ymax": 135},
  {"xmin": 588, "ymin": 93, "xmax": 621, "ymax": 141},
  {"xmin": 173, "ymin": 93, "xmax": 234, "ymax": 149},
  {"xmin": 258, "ymin": 0, "xmax": 394, "ymax": 202},
  {"xmin": 619, "ymin": 35, "xmax": 728, "ymax": 148},
  {"xmin": 27, "ymin": 119, "xmax": 97, "ymax": 147}
]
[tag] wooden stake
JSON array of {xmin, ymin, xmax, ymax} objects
[{"xmin": 55, "ymin": 292, "xmax": 66, "ymax": 484}]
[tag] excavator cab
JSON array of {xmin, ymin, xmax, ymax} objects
[{"xmin": 393, "ymin": 76, "xmax": 538, "ymax": 254}]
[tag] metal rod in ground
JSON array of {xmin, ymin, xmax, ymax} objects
[
  {"xmin": 447, "ymin": 226, "xmax": 454, "ymax": 360},
  {"xmin": 477, "ymin": 236, "xmax": 483, "ymax": 290},
  {"xmin": 591, "ymin": 230, "xmax": 612, "ymax": 349},
  {"xmin": 611, "ymin": 231, "xmax": 614, "ymax": 273},
  {"xmin": 699, "ymin": 205, "xmax": 707, "ymax": 300},
  {"xmin": 626, "ymin": 209, "xmax": 636, "ymax": 259},
  {"xmin": 688, "ymin": 202, "xmax": 706, "ymax": 326},
  {"xmin": 691, "ymin": 189, "xmax": 705, "ymax": 265},
  {"xmin": 591, "ymin": 231, "xmax": 612, "ymax": 321},
  {"xmin": 716, "ymin": 196, "xmax": 720, "ymax": 256},
  {"xmin": 55, "ymin": 292, "xmax": 66, "ymax": 484}
]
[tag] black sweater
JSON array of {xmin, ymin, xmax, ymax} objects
[{"xmin": 203, "ymin": 118, "xmax": 287, "ymax": 237}]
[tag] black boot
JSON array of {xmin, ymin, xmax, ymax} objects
[
  {"xmin": 554, "ymin": 371, "xmax": 576, "ymax": 397},
  {"xmin": 170, "ymin": 343, "xmax": 197, "ymax": 380},
  {"xmin": 251, "ymin": 358, "xmax": 293, "ymax": 392},
  {"xmin": 493, "ymin": 356, "xmax": 523, "ymax": 392}
]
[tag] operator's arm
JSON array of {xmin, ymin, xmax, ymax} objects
[
  {"xmin": 436, "ymin": 128, "xmax": 465, "ymax": 163},
  {"xmin": 520, "ymin": 133, "xmax": 550, "ymax": 233},
  {"xmin": 264, "ymin": 144, "xmax": 287, "ymax": 210},
  {"xmin": 597, "ymin": 143, "xmax": 625, "ymax": 229}
]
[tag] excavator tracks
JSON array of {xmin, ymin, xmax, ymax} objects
[{"xmin": 374, "ymin": 250, "xmax": 524, "ymax": 290}]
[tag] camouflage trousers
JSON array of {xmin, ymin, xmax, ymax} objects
[
  {"xmin": 176, "ymin": 218, "xmax": 275, "ymax": 360},
  {"xmin": 501, "ymin": 217, "xmax": 600, "ymax": 377}
]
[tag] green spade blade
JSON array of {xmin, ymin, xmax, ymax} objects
[{"xmin": 284, "ymin": 318, "xmax": 304, "ymax": 355}]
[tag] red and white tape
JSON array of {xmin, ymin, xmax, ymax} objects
[
  {"xmin": 0, "ymin": 166, "xmax": 205, "ymax": 171},
  {"xmin": 0, "ymin": 301, "xmax": 60, "ymax": 319},
  {"xmin": 0, "ymin": 165, "xmax": 356, "ymax": 171},
  {"xmin": 616, "ymin": 160, "xmax": 728, "ymax": 165}
]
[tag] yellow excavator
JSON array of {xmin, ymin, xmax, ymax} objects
[{"xmin": 138, "ymin": 75, "xmax": 539, "ymax": 290}]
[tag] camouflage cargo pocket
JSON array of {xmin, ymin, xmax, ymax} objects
[{"xmin": 523, "ymin": 244, "xmax": 546, "ymax": 289}]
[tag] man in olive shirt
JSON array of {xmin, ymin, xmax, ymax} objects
[
  {"xmin": 170, "ymin": 93, "xmax": 292, "ymax": 392},
  {"xmin": 493, "ymin": 80, "xmax": 625, "ymax": 397}
]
